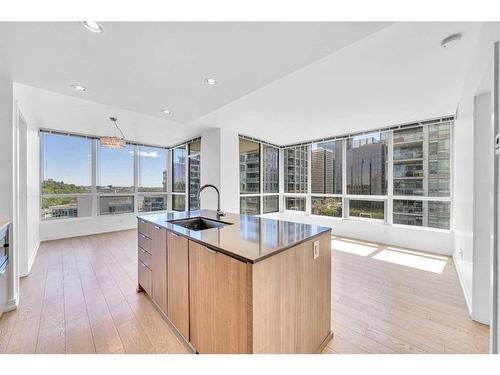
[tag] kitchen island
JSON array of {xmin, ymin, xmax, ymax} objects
[{"xmin": 136, "ymin": 209, "xmax": 332, "ymax": 354}]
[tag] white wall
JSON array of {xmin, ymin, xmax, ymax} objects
[
  {"xmin": 219, "ymin": 129, "xmax": 239, "ymax": 214},
  {"xmin": 262, "ymin": 212, "xmax": 454, "ymax": 256},
  {"xmin": 25, "ymin": 127, "xmax": 40, "ymax": 272},
  {"xmin": 0, "ymin": 77, "xmax": 13, "ymax": 237},
  {"xmin": 200, "ymin": 128, "xmax": 239, "ymax": 214},
  {"xmin": 454, "ymin": 22, "xmax": 500, "ymax": 322},
  {"xmin": 0, "ymin": 76, "xmax": 18, "ymax": 309},
  {"xmin": 16, "ymin": 112, "xmax": 28, "ymax": 277},
  {"xmin": 472, "ymin": 92, "xmax": 494, "ymax": 324},
  {"xmin": 200, "ymin": 128, "xmax": 221, "ymax": 211}
]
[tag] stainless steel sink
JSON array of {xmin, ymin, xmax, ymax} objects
[{"xmin": 169, "ymin": 217, "xmax": 232, "ymax": 231}]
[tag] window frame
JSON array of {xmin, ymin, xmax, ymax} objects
[
  {"xmin": 279, "ymin": 119, "xmax": 453, "ymax": 231},
  {"xmin": 239, "ymin": 137, "xmax": 280, "ymax": 215},
  {"xmin": 188, "ymin": 140, "xmax": 202, "ymax": 211},
  {"xmin": 40, "ymin": 130, "xmax": 181, "ymax": 221}
]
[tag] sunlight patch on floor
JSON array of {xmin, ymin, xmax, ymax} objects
[
  {"xmin": 372, "ymin": 247, "xmax": 447, "ymax": 274},
  {"xmin": 331, "ymin": 238, "xmax": 379, "ymax": 256}
]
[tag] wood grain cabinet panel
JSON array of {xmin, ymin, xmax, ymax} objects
[
  {"xmin": 251, "ymin": 231, "xmax": 331, "ymax": 353},
  {"xmin": 138, "ymin": 247, "xmax": 152, "ymax": 269},
  {"xmin": 138, "ymin": 262, "xmax": 152, "ymax": 295},
  {"xmin": 138, "ymin": 233, "xmax": 152, "ymax": 253},
  {"xmin": 214, "ymin": 249, "xmax": 249, "ymax": 354},
  {"xmin": 188, "ymin": 240, "xmax": 249, "ymax": 354},
  {"xmin": 188, "ymin": 241, "xmax": 216, "ymax": 353},
  {"xmin": 138, "ymin": 219, "xmax": 151, "ymax": 238},
  {"xmin": 167, "ymin": 231, "xmax": 189, "ymax": 340},
  {"xmin": 151, "ymin": 225, "xmax": 167, "ymax": 313}
]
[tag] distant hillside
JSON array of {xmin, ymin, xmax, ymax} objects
[{"xmin": 42, "ymin": 180, "xmax": 90, "ymax": 194}]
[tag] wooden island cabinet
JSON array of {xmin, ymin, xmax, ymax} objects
[
  {"xmin": 137, "ymin": 212, "xmax": 332, "ymax": 354},
  {"xmin": 167, "ymin": 231, "xmax": 190, "ymax": 341}
]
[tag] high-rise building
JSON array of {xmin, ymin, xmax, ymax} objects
[
  {"xmin": 173, "ymin": 150, "xmax": 186, "ymax": 191},
  {"xmin": 311, "ymin": 148, "xmax": 333, "ymax": 193},
  {"xmin": 262, "ymin": 145, "xmax": 279, "ymax": 193},
  {"xmin": 189, "ymin": 154, "xmax": 201, "ymax": 209},
  {"xmin": 346, "ymin": 136, "xmax": 387, "ymax": 195},
  {"xmin": 284, "ymin": 146, "xmax": 308, "ymax": 193},
  {"xmin": 392, "ymin": 122, "xmax": 451, "ymax": 229},
  {"xmin": 240, "ymin": 149, "xmax": 260, "ymax": 194},
  {"xmin": 393, "ymin": 127, "xmax": 425, "ymax": 196}
]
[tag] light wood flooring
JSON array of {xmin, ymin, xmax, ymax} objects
[{"xmin": 0, "ymin": 230, "xmax": 489, "ymax": 354}]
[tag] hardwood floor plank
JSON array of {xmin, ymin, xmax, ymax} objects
[
  {"xmin": 5, "ymin": 314, "xmax": 41, "ymax": 353},
  {"xmin": 0, "ymin": 310, "xmax": 18, "ymax": 353},
  {"xmin": 0, "ymin": 230, "xmax": 488, "ymax": 354},
  {"xmin": 128, "ymin": 298, "xmax": 189, "ymax": 354},
  {"xmin": 79, "ymin": 266, "xmax": 125, "ymax": 354},
  {"xmin": 65, "ymin": 315, "xmax": 95, "ymax": 354},
  {"xmin": 116, "ymin": 318, "xmax": 155, "ymax": 354}
]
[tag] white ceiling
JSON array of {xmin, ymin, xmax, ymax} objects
[
  {"xmin": 14, "ymin": 83, "xmax": 198, "ymax": 147},
  {"xmin": 0, "ymin": 22, "xmax": 484, "ymax": 145},
  {"xmin": 0, "ymin": 21, "xmax": 391, "ymax": 124},
  {"xmin": 193, "ymin": 22, "xmax": 483, "ymax": 144}
]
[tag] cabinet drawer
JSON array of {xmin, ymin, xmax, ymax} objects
[
  {"xmin": 138, "ymin": 261, "xmax": 152, "ymax": 295},
  {"xmin": 138, "ymin": 247, "xmax": 152, "ymax": 268},
  {"xmin": 138, "ymin": 232, "xmax": 152, "ymax": 253},
  {"xmin": 138, "ymin": 219, "xmax": 151, "ymax": 238}
]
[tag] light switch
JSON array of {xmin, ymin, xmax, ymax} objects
[{"xmin": 313, "ymin": 240, "xmax": 320, "ymax": 259}]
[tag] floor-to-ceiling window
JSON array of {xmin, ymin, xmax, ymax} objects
[
  {"xmin": 137, "ymin": 145, "xmax": 168, "ymax": 212},
  {"xmin": 311, "ymin": 140, "xmax": 343, "ymax": 217},
  {"xmin": 41, "ymin": 132, "xmax": 93, "ymax": 219},
  {"xmin": 280, "ymin": 117, "xmax": 453, "ymax": 230},
  {"xmin": 97, "ymin": 142, "xmax": 135, "ymax": 215},
  {"xmin": 346, "ymin": 131, "xmax": 388, "ymax": 220},
  {"xmin": 188, "ymin": 140, "xmax": 201, "ymax": 210},
  {"xmin": 283, "ymin": 145, "xmax": 308, "ymax": 212},
  {"xmin": 392, "ymin": 122, "xmax": 451, "ymax": 229},
  {"xmin": 239, "ymin": 137, "xmax": 280, "ymax": 215},
  {"xmin": 172, "ymin": 145, "xmax": 187, "ymax": 211},
  {"xmin": 41, "ymin": 130, "xmax": 169, "ymax": 219}
]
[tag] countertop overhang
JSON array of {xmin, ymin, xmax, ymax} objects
[{"xmin": 137, "ymin": 210, "xmax": 331, "ymax": 263}]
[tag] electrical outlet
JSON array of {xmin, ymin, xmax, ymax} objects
[
  {"xmin": 459, "ymin": 248, "xmax": 463, "ymax": 259},
  {"xmin": 313, "ymin": 240, "xmax": 320, "ymax": 259}
]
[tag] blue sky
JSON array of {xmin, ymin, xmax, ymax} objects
[{"xmin": 43, "ymin": 134, "xmax": 167, "ymax": 187}]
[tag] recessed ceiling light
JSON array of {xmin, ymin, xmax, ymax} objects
[
  {"xmin": 81, "ymin": 21, "xmax": 103, "ymax": 33},
  {"xmin": 205, "ymin": 78, "xmax": 217, "ymax": 86},
  {"xmin": 441, "ymin": 33, "xmax": 462, "ymax": 49},
  {"xmin": 71, "ymin": 84, "xmax": 87, "ymax": 92},
  {"xmin": 161, "ymin": 109, "xmax": 171, "ymax": 115}
]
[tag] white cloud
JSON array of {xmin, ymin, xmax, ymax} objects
[{"xmin": 129, "ymin": 150, "xmax": 161, "ymax": 158}]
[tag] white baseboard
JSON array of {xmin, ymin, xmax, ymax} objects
[
  {"xmin": 453, "ymin": 250, "xmax": 473, "ymax": 317},
  {"xmin": 40, "ymin": 224, "xmax": 137, "ymax": 242},
  {"xmin": 3, "ymin": 295, "xmax": 19, "ymax": 313},
  {"xmin": 26, "ymin": 240, "xmax": 40, "ymax": 275}
]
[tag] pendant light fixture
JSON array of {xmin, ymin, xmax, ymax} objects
[{"xmin": 100, "ymin": 117, "xmax": 126, "ymax": 148}]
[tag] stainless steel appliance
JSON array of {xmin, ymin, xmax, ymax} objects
[{"xmin": 0, "ymin": 223, "xmax": 9, "ymax": 319}]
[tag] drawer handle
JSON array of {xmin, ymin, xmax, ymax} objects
[
  {"xmin": 139, "ymin": 233, "xmax": 145, "ymax": 239},
  {"xmin": 206, "ymin": 248, "xmax": 217, "ymax": 254},
  {"xmin": 154, "ymin": 225, "xmax": 160, "ymax": 230},
  {"xmin": 171, "ymin": 232, "xmax": 179, "ymax": 238},
  {"xmin": 139, "ymin": 248, "xmax": 146, "ymax": 254}
]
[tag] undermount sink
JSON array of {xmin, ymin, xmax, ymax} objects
[{"xmin": 169, "ymin": 217, "xmax": 233, "ymax": 231}]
